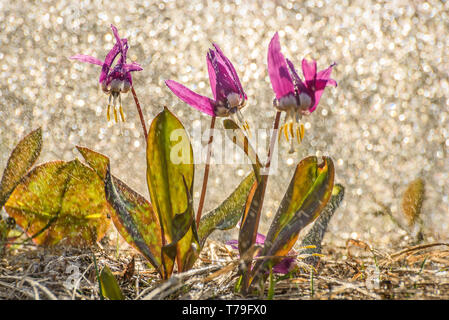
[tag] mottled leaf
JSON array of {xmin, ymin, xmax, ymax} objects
[
  {"xmin": 4, "ymin": 160, "xmax": 111, "ymax": 246},
  {"xmin": 300, "ymin": 183, "xmax": 345, "ymax": 265},
  {"xmin": 77, "ymin": 146, "xmax": 163, "ymax": 276},
  {"xmin": 238, "ymin": 176, "xmax": 265, "ymax": 257},
  {"xmin": 76, "ymin": 146, "xmax": 109, "ymax": 180},
  {"xmin": 146, "ymin": 107, "xmax": 198, "ymax": 275},
  {"xmin": 0, "ymin": 128, "xmax": 42, "ymax": 208},
  {"xmin": 105, "ymin": 166, "xmax": 163, "ymax": 276},
  {"xmin": 197, "ymin": 172, "xmax": 256, "ymax": 247},
  {"xmin": 99, "ymin": 265, "xmax": 125, "ymax": 300},
  {"xmin": 252, "ymin": 156, "xmax": 335, "ymax": 280},
  {"xmin": 401, "ymin": 178, "xmax": 425, "ymax": 227},
  {"xmin": 223, "ymin": 119, "xmax": 262, "ymax": 181}
]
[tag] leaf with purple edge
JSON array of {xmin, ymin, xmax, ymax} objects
[
  {"xmin": 250, "ymin": 156, "xmax": 334, "ymax": 286},
  {"xmin": 146, "ymin": 107, "xmax": 199, "ymax": 275},
  {"xmin": 77, "ymin": 146, "xmax": 163, "ymax": 276}
]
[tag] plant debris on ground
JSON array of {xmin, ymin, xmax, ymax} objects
[{"xmin": 1, "ymin": 238, "xmax": 448, "ymax": 300}]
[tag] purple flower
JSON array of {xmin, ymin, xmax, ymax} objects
[
  {"xmin": 227, "ymin": 233, "xmax": 296, "ymax": 274},
  {"xmin": 70, "ymin": 24, "xmax": 143, "ymax": 122},
  {"xmin": 165, "ymin": 44, "xmax": 248, "ymax": 129},
  {"xmin": 268, "ymin": 32, "xmax": 336, "ymax": 151}
]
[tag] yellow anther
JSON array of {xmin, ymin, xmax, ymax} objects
[
  {"xmin": 119, "ymin": 105, "xmax": 125, "ymax": 122},
  {"xmin": 283, "ymin": 123, "xmax": 289, "ymax": 142},
  {"xmin": 289, "ymin": 122, "xmax": 294, "ymax": 139},
  {"xmin": 113, "ymin": 107, "xmax": 118, "ymax": 123},
  {"xmin": 296, "ymin": 126, "xmax": 301, "ymax": 144},
  {"xmin": 107, "ymin": 105, "xmax": 111, "ymax": 122},
  {"xmin": 300, "ymin": 123, "xmax": 305, "ymax": 141}
]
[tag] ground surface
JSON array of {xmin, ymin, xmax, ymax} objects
[{"xmin": 1, "ymin": 239, "xmax": 448, "ymax": 300}]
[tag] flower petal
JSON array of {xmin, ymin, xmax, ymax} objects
[
  {"xmin": 206, "ymin": 54, "xmax": 218, "ymax": 101},
  {"xmin": 309, "ymin": 64, "xmax": 337, "ymax": 113},
  {"xmin": 70, "ymin": 54, "xmax": 103, "ymax": 66},
  {"xmin": 208, "ymin": 49, "xmax": 239, "ymax": 101},
  {"xmin": 165, "ymin": 80, "xmax": 216, "ymax": 116},
  {"xmin": 267, "ymin": 33, "xmax": 295, "ymax": 100},
  {"xmin": 111, "ymin": 24, "xmax": 124, "ymax": 54},
  {"xmin": 272, "ymin": 257, "xmax": 295, "ymax": 274},
  {"xmin": 301, "ymin": 59, "xmax": 317, "ymax": 85},
  {"xmin": 286, "ymin": 58, "xmax": 308, "ymax": 94},
  {"xmin": 123, "ymin": 62, "xmax": 143, "ymax": 73},
  {"xmin": 100, "ymin": 42, "xmax": 121, "ymax": 83},
  {"xmin": 212, "ymin": 44, "xmax": 246, "ymax": 100},
  {"xmin": 316, "ymin": 63, "xmax": 337, "ymax": 87},
  {"xmin": 226, "ymin": 240, "xmax": 239, "ymax": 250}
]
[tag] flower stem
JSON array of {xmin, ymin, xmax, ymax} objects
[
  {"xmin": 196, "ymin": 116, "xmax": 216, "ymax": 226},
  {"xmin": 250, "ymin": 111, "xmax": 281, "ymax": 245},
  {"xmin": 131, "ymin": 86, "xmax": 148, "ymax": 141}
]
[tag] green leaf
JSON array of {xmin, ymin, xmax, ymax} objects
[
  {"xmin": 99, "ymin": 265, "xmax": 125, "ymax": 300},
  {"xmin": 238, "ymin": 175, "xmax": 265, "ymax": 257},
  {"xmin": 4, "ymin": 160, "xmax": 111, "ymax": 246},
  {"xmin": 146, "ymin": 107, "xmax": 198, "ymax": 275},
  {"xmin": 300, "ymin": 183, "xmax": 345, "ymax": 264},
  {"xmin": 223, "ymin": 119, "xmax": 262, "ymax": 181},
  {"xmin": 76, "ymin": 146, "xmax": 109, "ymax": 180},
  {"xmin": 252, "ymin": 156, "xmax": 335, "ymax": 279},
  {"xmin": 401, "ymin": 178, "xmax": 425, "ymax": 227},
  {"xmin": 77, "ymin": 146, "xmax": 163, "ymax": 277},
  {"xmin": 0, "ymin": 128, "xmax": 42, "ymax": 208},
  {"xmin": 104, "ymin": 166, "xmax": 163, "ymax": 276},
  {"xmin": 197, "ymin": 172, "xmax": 256, "ymax": 246}
]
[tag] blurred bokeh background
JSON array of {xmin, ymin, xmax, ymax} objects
[{"xmin": 0, "ymin": 0, "xmax": 448, "ymax": 249}]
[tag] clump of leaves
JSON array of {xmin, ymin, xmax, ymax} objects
[
  {"xmin": 77, "ymin": 107, "xmax": 255, "ymax": 279},
  {"xmin": 223, "ymin": 119, "xmax": 342, "ymax": 295},
  {"xmin": 0, "ymin": 128, "xmax": 111, "ymax": 247}
]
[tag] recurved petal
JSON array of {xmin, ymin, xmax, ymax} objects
[
  {"xmin": 316, "ymin": 63, "xmax": 337, "ymax": 87},
  {"xmin": 100, "ymin": 42, "xmax": 121, "ymax": 83},
  {"xmin": 123, "ymin": 62, "xmax": 143, "ymax": 73},
  {"xmin": 286, "ymin": 58, "xmax": 307, "ymax": 93},
  {"xmin": 301, "ymin": 59, "xmax": 317, "ymax": 84},
  {"xmin": 165, "ymin": 80, "xmax": 216, "ymax": 116},
  {"xmin": 212, "ymin": 44, "xmax": 246, "ymax": 99},
  {"xmin": 208, "ymin": 49, "xmax": 239, "ymax": 100},
  {"xmin": 70, "ymin": 54, "xmax": 103, "ymax": 66},
  {"xmin": 206, "ymin": 54, "xmax": 218, "ymax": 101},
  {"xmin": 308, "ymin": 64, "xmax": 337, "ymax": 113},
  {"xmin": 111, "ymin": 24, "xmax": 124, "ymax": 53},
  {"xmin": 267, "ymin": 33, "xmax": 295, "ymax": 100}
]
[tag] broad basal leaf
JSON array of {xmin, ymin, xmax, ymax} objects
[
  {"xmin": 146, "ymin": 107, "xmax": 199, "ymax": 275},
  {"xmin": 197, "ymin": 172, "xmax": 256, "ymax": 247},
  {"xmin": 4, "ymin": 159, "xmax": 111, "ymax": 246},
  {"xmin": 300, "ymin": 183, "xmax": 345, "ymax": 265},
  {"xmin": 0, "ymin": 128, "xmax": 42, "ymax": 208},
  {"xmin": 99, "ymin": 265, "xmax": 125, "ymax": 300},
  {"xmin": 77, "ymin": 146, "xmax": 163, "ymax": 276},
  {"xmin": 238, "ymin": 175, "xmax": 265, "ymax": 257},
  {"xmin": 252, "ymin": 156, "xmax": 334, "ymax": 278}
]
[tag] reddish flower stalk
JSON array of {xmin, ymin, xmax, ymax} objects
[
  {"xmin": 196, "ymin": 116, "xmax": 216, "ymax": 225},
  {"xmin": 250, "ymin": 111, "xmax": 281, "ymax": 249},
  {"xmin": 131, "ymin": 87, "xmax": 148, "ymax": 141}
]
